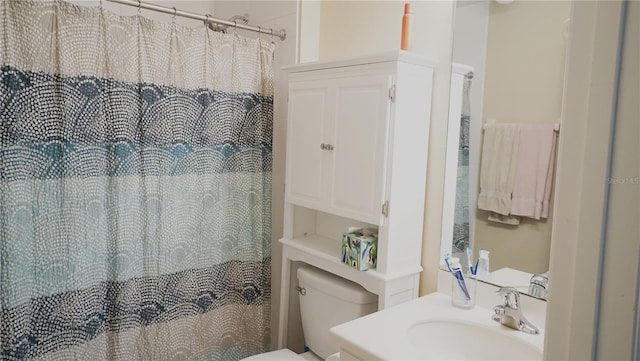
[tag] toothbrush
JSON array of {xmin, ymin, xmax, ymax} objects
[
  {"xmin": 447, "ymin": 257, "xmax": 471, "ymax": 300},
  {"xmin": 444, "ymin": 253, "xmax": 453, "ymax": 273},
  {"xmin": 466, "ymin": 247, "xmax": 474, "ymax": 276}
]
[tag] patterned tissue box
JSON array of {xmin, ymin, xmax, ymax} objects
[{"xmin": 341, "ymin": 228, "xmax": 378, "ymax": 271}]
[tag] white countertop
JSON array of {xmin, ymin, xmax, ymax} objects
[
  {"xmin": 490, "ymin": 267, "xmax": 534, "ymax": 294},
  {"xmin": 329, "ymin": 292, "xmax": 544, "ymax": 361}
]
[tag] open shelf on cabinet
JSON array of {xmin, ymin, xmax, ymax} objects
[
  {"xmin": 280, "ymin": 234, "xmax": 385, "ymax": 294},
  {"xmin": 280, "ymin": 232, "xmax": 423, "ymax": 295}
]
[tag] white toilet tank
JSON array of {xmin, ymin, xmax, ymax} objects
[{"xmin": 297, "ymin": 266, "xmax": 377, "ymax": 359}]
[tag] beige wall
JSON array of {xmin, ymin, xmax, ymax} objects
[
  {"xmin": 318, "ymin": 1, "xmax": 401, "ymax": 59},
  {"xmin": 312, "ymin": 0, "xmax": 455, "ymax": 296},
  {"xmin": 299, "ymin": 0, "xmax": 321, "ymax": 63},
  {"xmin": 474, "ymin": 0, "xmax": 571, "ymax": 274}
]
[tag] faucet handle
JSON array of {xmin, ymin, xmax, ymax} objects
[
  {"xmin": 529, "ymin": 272, "xmax": 549, "ymax": 299},
  {"xmin": 493, "ymin": 287, "xmax": 540, "ymax": 335},
  {"xmin": 496, "ymin": 286, "xmax": 520, "ymax": 308}
]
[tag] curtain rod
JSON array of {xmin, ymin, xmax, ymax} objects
[{"xmin": 105, "ymin": 0, "xmax": 286, "ymax": 41}]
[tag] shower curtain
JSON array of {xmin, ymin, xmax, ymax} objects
[
  {"xmin": 452, "ymin": 76, "xmax": 471, "ymax": 256},
  {"xmin": 0, "ymin": 1, "xmax": 273, "ymax": 360}
]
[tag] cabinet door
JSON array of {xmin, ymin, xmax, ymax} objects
[
  {"xmin": 328, "ymin": 74, "xmax": 392, "ymax": 225},
  {"xmin": 285, "ymin": 81, "xmax": 330, "ymax": 209}
]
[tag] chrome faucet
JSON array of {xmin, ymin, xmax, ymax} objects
[
  {"xmin": 492, "ymin": 287, "xmax": 539, "ymax": 335},
  {"xmin": 528, "ymin": 272, "xmax": 549, "ymax": 300}
]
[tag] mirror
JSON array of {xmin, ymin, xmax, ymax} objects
[{"xmin": 440, "ymin": 0, "xmax": 571, "ymax": 298}]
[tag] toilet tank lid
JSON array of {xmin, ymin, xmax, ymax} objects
[{"xmin": 297, "ymin": 267, "xmax": 377, "ymax": 304}]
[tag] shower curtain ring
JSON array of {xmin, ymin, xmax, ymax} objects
[
  {"xmin": 172, "ymin": 7, "xmax": 177, "ymax": 21},
  {"xmin": 233, "ymin": 19, "xmax": 238, "ymax": 35},
  {"xmin": 137, "ymin": 0, "xmax": 142, "ymax": 14},
  {"xmin": 204, "ymin": 14, "xmax": 210, "ymax": 28}
]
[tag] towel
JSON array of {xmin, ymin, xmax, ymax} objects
[
  {"xmin": 510, "ymin": 124, "xmax": 556, "ymax": 219},
  {"xmin": 541, "ymin": 136, "xmax": 556, "ymax": 218},
  {"xmin": 477, "ymin": 124, "xmax": 520, "ymax": 215},
  {"xmin": 488, "ymin": 212, "xmax": 521, "ymax": 225}
]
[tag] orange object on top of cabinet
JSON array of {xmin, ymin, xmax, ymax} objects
[{"xmin": 400, "ymin": 3, "xmax": 413, "ymax": 51}]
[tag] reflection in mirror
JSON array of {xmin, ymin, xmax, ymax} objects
[{"xmin": 441, "ymin": 0, "xmax": 571, "ymax": 299}]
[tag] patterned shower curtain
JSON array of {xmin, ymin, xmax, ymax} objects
[
  {"xmin": 0, "ymin": 1, "xmax": 273, "ymax": 360},
  {"xmin": 452, "ymin": 76, "xmax": 471, "ymax": 256}
]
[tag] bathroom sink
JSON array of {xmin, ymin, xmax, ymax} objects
[
  {"xmin": 329, "ymin": 293, "xmax": 544, "ymax": 361},
  {"xmin": 407, "ymin": 320, "xmax": 542, "ymax": 360}
]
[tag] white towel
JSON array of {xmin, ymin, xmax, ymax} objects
[
  {"xmin": 488, "ymin": 212, "xmax": 521, "ymax": 225},
  {"xmin": 477, "ymin": 124, "xmax": 520, "ymax": 216},
  {"xmin": 510, "ymin": 124, "xmax": 556, "ymax": 219}
]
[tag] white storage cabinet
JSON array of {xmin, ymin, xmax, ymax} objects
[{"xmin": 278, "ymin": 51, "xmax": 436, "ymax": 349}]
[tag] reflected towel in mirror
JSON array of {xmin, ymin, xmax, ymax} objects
[
  {"xmin": 510, "ymin": 124, "xmax": 557, "ymax": 219},
  {"xmin": 477, "ymin": 124, "xmax": 520, "ymax": 215},
  {"xmin": 488, "ymin": 212, "xmax": 520, "ymax": 225}
]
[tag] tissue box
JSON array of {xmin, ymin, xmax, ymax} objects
[{"xmin": 341, "ymin": 228, "xmax": 378, "ymax": 271}]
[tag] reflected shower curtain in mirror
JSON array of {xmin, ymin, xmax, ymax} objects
[
  {"xmin": 452, "ymin": 76, "xmax": 471, "ymax": 257},
  {"xmin": 0, "ymin": 1, "xmax": 273, "ymax": 360}
]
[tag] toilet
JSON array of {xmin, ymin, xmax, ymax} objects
[{"xmin": 243, "ymin": 266, "xmax": 378, "ymax": 361}]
